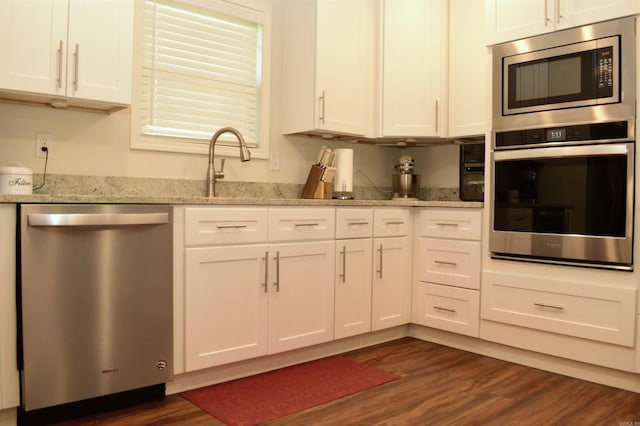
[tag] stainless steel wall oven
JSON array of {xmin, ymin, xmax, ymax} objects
[{"xmin": 490, "ymin": 17, "xmax": 636, "ymax": 270}]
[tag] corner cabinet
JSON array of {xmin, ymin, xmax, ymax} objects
[
  {"xmin": 334, "ymin": 208, "xmax": 374, "ymax": 339},
  {"xmin": 282, "ymin": 0, "xmax": 375, "ymax": 137},
  {"xmin": 0, "ymin": 0, "xmax": 134, "ymax": 110},
  {"xmin": 413, "ymin": 208, "xmax": 482, "ymax": 337},
  {"xmin": 372, "ymin": 208, "xmax": 412, "ymax": 330},
  {"xmin": 448, "ymin": 0, "xmax": 486, "ymax": 138},
  {"xmin": 380, "ymin": 0, "xmax": 445, "ymax": 138},
  {"xmin": 485, "ymin": 0, "xmax": 640, "ymax": 45}
]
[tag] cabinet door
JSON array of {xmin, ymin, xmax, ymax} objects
[
  {"xmin": 316, "ymin": 0, "xmax": 374, "ymax": 135},
  {"xmin": 484, "ymin": 0, "xmax": 549, "ymax": 45},
  {"xmin": 268, "ymin": 240, "xmax": 335, "ymax": 354},
  {"xmin": 372, "ymin": 236, "xmax": 411, "ymax": 330},
  {"xmin": 0, "ymin": 0, "xmax": 68, "ymax": 96},
  {"xmin": 381, "ymin": 0, "xmax": 444, "ymax": 137},
  {"xmin": 185, "ymin": 245, "xmax": 268, "ymax": 371},
  {"xmin": 67, "ymin": 0, "xmax": 133, "ymax": 104},
  {"xmin": 335, "ymin": 239, "xmax": 373, "ymax": 339},
  {"xmin": 448, "ymin": 0, "xmax": 486, "ymax": 138},
  {"xmin": 559, "ymin": 0, "xmax": 640, "ymax": 30}
]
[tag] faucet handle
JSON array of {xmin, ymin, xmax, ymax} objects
[{"xmin": 215, "ymin": 158, "xmax": 225, "ymax": 179}]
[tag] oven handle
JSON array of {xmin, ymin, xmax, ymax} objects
[
  {"xmin": 28, "ymin": 213, "xmax": 169, "ymax": 227},
  {"xmin": 493, "ymin": 143, "xmax": 631, "ymax": 161}
]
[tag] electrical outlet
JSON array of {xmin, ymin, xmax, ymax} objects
[
  {"xmin": 36, "ymin": 133, "xmax": 53, "ymax": 158},
  {"xmin": 270, "ymin": 151, "xmax": 280, "ymax": 171}
]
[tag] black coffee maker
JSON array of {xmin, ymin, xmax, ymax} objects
[{"xmin": 459, "ymin": 143, "xmax": 485, "ymax": 201}]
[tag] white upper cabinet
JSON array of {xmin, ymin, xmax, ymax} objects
[
  {"xmin": 448, "ymin": 0, "xmax": 487, "ymax": 138},
  {"xmin": 282, "ymin": 0, "xmax": 375, "ymax": 137},
  {"xmin": 485, "ymin": 0, "xmax": 640, "ymax": 45},
  {"xmin": 379, "ymin": 0, "xmax": 445, "ymax": 138},
  {"xmin": 0, "ymin": 0, "xmax": 134, "ymax": 110}
]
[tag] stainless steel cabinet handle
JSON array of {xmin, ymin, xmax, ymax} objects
[
  {"xmin": 376, "ymin": 244, "xmax": 383, "ymax": 279},
  {"xmin": 262, "ymin": 251, "xmax": 269, "ymax": 293},
  {"xmin": 435, "ymin": 222, "xmax": 459, "ymax": 227},
  {"xmin": 339, "ymin": 246, "xmax": 346, "ymax": 283},
  {"xmin": 433, "ymin": 306, "xmax": 456, "ymax": 313},
  {"xmin": 435, "ymin": 260, "xmax": 457, "ymax": 266},
  {"xmin": 319, "ymin": 90, "xmax": 326, "ymax": 124},
  {"xmin": 216, "ymin": 224, "xmax": 248, "ymax": 229},
  {"xmin": 57, "ymin": 40, "xmax": 63, "ymax": 89},
  {"xmin": 534, "ymin": 302, "xmax": 564, "ymax": 310},
  {"xmin": 273, "ymin": 251, "xmax": 280, "ymax": 292},
  {"xmin": 73, "ymin": 43, "xmax": 79, "ymax": 91},
  {"xmin": 435, "ymin": 100, "xmax": 439, "ymax": 133},
  {"xmin": 347, "ymin": 221, "xmax": 369, "ymax": 226},
  {"xmin": 28, "ymin": 213, "xmax": 169, "ymax": 227},
  {"xmin": 294, "ymin": 223, "xmax": 319, "ymax": 227},
  {"xmin": 384, "ymin": 221, "xmax": 405, "ymax": 226}
]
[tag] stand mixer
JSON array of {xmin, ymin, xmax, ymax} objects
[{"xmin": 392, "ymin": 155, "xmax": 421, "ymax": 200}]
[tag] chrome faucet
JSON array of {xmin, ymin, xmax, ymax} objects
[{"xmin": 207, "ymin": 127, "xmax": 251, "ymax": 197}]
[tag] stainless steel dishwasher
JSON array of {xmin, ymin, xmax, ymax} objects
[{"xmin": 18, "ymin": 204, "xmax": 173, "ymax": 415}]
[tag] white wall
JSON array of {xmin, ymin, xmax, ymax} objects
[{"xmin": 0, "ymin": 0, "xmax": 457, "ymax": 191}]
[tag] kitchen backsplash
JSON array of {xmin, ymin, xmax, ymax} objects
[{"xmin": 31, "ymin": 174, "xmax": 460, "ymax": 201}]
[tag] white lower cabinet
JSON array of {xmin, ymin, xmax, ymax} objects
[
  {"xmin": 372, "ymin": 209, "xmax": 412, "ymax": 331},
  {"xmin": 335, "ymin": 238, "xmax": 373, "ymax": 339},
  {"xmin": 183, "ymin": 207, "xmax": 335, "ymax": 372},
  {"xmin": 413, "ymin": 208, "xmax": 482, "ymax": 337},
  {"xmin": 185, "ymin": 244, "xmax": 268, "ymax": 371},
  {"xmin": 415, "ymin": 282, "xmax": 480, "ymax": 337},
  {"xmin": 268, "ymin": 240, "xmax": 335, "ymax": 353},
  {"xmin": 482, "ymin": 271, "xmax": 637, "ymax": 347}
]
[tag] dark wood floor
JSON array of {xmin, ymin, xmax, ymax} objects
[{"xmin": 51, "ymin": 337, "xmax": 640, "ymax": 425}]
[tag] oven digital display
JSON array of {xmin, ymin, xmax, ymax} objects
[{"xmin": 547, "ymin": 128, "xmax": 566, "ymax": 141}]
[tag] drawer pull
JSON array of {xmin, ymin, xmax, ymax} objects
[
  {"xmin": 384, "ymin": 221, "xmax": 405, "ymax": 226},
  {"xmin": 534, "ymin": 302, "xmax": 564, "ymax": 311},
  {"xmin": 294, "ymin": 223, "xmax": 319, "ymax": 227},
  {"xmin": 434, "ymin": 260, "xmax": 457, "ymax": 266},
  {"xmin": 433, "ymin": 306, "xmax": 456, "ymax": 313},
  {"xmin": 347, "ymin": 221, "xmax": 369, "ymax": 226},
  {"xmin": 435, "ymin": 222, "xmax": 459, "ymax": 227},
  {"xmin": 216, "ymin": 224, "xmax": 248, "ymax": 229}
]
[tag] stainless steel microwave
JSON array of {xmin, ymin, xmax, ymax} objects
[{"xmin": 492, "ymin": 17, "xmax": 636, "ymax": 131}]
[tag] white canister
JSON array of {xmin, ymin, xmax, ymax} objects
[{"xmin": 0, "ymin": 162, "xmax": 33, "ymax": 194}]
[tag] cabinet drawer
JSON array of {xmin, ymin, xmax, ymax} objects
[
  {"xmin": 185, "ymin": 207, "xmax": 268, "ymax": 246},
  {"xmin": 482, "ymin": 272, "xmax": 637, "ymax": 347},
  {"xmin": 336, "ymin": 208, "xmax": 373, "ymax": 239},
  {"xmin": 268, "ymin": 208, "xmax": 335, "ymax": 242},
  {"xmin": 418, "ymin": 238, "xmax": 480, "ymax": 290},
  {"xmin": 420, "ymin": 208, "xmax": 481, "ymax": 240},
  {"xmin": 414, "ymin": 282, "xmax": 479, "ymax": 337},
  {"xmin": 373, "ymin": 208, "xmax": 410, "ymax": 237}
]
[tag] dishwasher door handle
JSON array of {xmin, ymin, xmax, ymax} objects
[{"xmin": 28, "ymin": 212, "xmax": 170, "ymax": 227}]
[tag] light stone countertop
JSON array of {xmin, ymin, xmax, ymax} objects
[{"xmin": 0, "ymin": 174, "xmax": 483, "ymax": 208}]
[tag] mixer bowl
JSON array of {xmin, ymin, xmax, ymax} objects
[{"xmin": 392, "ymin": 173, "xmax": 421, "ymax": 199}]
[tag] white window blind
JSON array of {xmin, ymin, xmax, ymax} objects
[{"xmin": 140, "ymin": 0, "xmax": 264, "ymax": 149}]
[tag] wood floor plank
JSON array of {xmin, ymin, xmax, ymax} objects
[{"xmin": 47, "ymin": 338, "xmax": 640, "ymax": 425}]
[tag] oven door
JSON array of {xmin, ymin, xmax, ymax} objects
[{"xmin": 490, "ymin": 143, "xmax": 634, "ymax": 269}]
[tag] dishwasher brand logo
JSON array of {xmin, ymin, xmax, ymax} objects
[
  {"xmin": 101, "ymin": 368, "xmax": 120, "ymax": 374},
  {"xmin": 8, "ymin": 178, "xmax": 31, "ymax": 187}
]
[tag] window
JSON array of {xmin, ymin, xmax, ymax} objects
[{"xmin": 131, "ymin": 0, "xmax": 271, "ymax": 159}]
